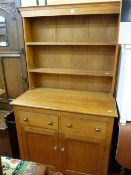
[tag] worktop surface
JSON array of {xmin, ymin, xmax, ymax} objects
[{"xmin": 11, "ymin": 88, "xmax": 117, "ymax": 117}]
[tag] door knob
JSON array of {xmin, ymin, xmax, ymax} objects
[{"xmin": 61, "ymin": 146, "xmax": 65, "ymax": 152}]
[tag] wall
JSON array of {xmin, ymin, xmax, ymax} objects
[
  {"xmin": 119, "ymin": 0, "xmax": 131, "ymax": 44},
  {"xmin": 116, "ymin": 0, "xmax": 131, "ymax": 123}
]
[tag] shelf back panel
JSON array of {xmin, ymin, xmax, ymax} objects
[
  {"xmin": 29, "ymin": 73, "xmax": 112, "ymax": 93},
  {"xmin": 27, "ymin": 45, "xmax": 116, "ymax": 72},
  {"xmin": 24, "ymin": 14, "xmax": 119, "ymax": 43}
]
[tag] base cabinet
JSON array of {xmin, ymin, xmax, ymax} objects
[{"xmin": 14, "ymin": 108, "xmax": 114, "ymax": 175}]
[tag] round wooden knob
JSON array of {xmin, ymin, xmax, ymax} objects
[
  {"xmin": 48, "ymin": 121, "xmax": 53, "ymax": 126},
  {"xmin": 67, "ymin": 123, "xmax": 72, "ymax": 128},
  {"xmin": 61, "ymin": 146, "xmax": 65, "ymax": 152},
  {"xmin": 54, "ymin": 145, "xmax": 58, "ymax": 151},
  {"xmin": 23, "ymin": 118, "xmax": 28, "ymax": 122},
  {"xmin": 95, "ymin": 128, "xmax": 101, "ymax": 132}
]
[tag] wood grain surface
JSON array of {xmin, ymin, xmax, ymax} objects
[{"xmin": 11, "ymin": 88, "xmax": 117, "ymax": 117}]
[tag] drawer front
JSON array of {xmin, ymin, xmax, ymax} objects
[
  {"xmin": 60, "ymin": 116, "xmax": 107, "ymax": 137},
  {"xmin": 17, "ymin": 111, "xmax": 58, "ymax": 130}
]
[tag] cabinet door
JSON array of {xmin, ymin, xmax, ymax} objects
[
  {"xmin": 19, "ymin": 125, "xmax": 59, "ymax": 171},
  {"xmin": 60, "ymin": 133, "xmax": 105, "ymax": 175}
]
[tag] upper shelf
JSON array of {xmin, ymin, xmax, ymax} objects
[
  {"xmin": 26, "ymin": 42, "xmax": 117, "ymax": 46},
  {"xmin": 19, "ymin": 1, "xmax": 121, "ymax": 18}
]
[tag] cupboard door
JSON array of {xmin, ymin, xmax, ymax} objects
[
  {"xmin": 60, "ymin": 133, "xmax": 105, "ymax": 175},
  {"xmin": 19, "ymin": 126, "xmax": 59, "ymax": 171}
]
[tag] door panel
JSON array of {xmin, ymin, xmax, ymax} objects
[
  {"xmin": 20, "ymin": 126, "xmax": 59, "ymax": 171},
  {"xmin": 3, "ymin": 58, "xmax": 25, "ymax": 98},
  {"xmin": 60, "ymin": 133, "xmax": 105, "ymax": 175}
]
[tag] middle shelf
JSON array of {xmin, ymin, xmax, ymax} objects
[
  {"xmin": 26, "ymin": 44, "xmax": 116, "ymax": 92},
  {"xmin": 26, "ymin": 42, "xmax": 117, "ymax": 46},
  {"xmin": 28, "ymin": 68, "xmax": 113, "ymax": 77}
]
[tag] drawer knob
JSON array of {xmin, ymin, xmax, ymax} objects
[
  {"xmin": 95, "ymin": 128, "xmax": 101, "ymax": 132},
  {"xmin": 24, "ymin": 118, "xmax": 28, "ymax": 122},
  {"xmin": 54, "ymin": 145, "xmax": 58, "ymax": 151},
  {"xmin": 67, "ymin": 123, "xmax": 72, "ymax": 128},
  {"xmin": 48, "ymin": 121, "xmax": 53, "ymax": 126},
  {"xmin": 61, "ymin": 146, "xmax": 65, "ymax": 152}
]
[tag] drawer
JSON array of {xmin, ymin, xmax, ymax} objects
[
  {"xmin": 17, "ymin": 111, "xmax": 58, "ymax": 130},
  {"xmin": 60, "ymin": 116, "xmax": 107, "ymax": 137}
]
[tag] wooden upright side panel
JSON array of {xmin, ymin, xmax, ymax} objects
[
  {"xmin": 23, "ymin": 18, "xmax": 32, "ymax": 42},
  {"xmin": 111, "ymin": 14, "xmax": 121, "ymax": 95},
  {"xmin": 102, "ymin": 118, "xmax": 114, "ymax": 175},
  {"xmin": 23, "ymin": 18, "xmax": 33, "ymax": 90}
]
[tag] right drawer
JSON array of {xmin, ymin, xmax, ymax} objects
[{"xmin": 60, "ymin": 116, "xmax": 107, "ymax": 138}]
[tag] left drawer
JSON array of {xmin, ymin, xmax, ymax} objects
[{"xmin": 16, "ymin": 111, "xmax": 58, "ymax": 130}]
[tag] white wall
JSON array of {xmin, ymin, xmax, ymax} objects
[
  {"xmin": 119, "ymin": 22, "xmax": 131, "ymax": 44},
  {"xmin": 21, "ymin": 0, "xmax": 36, "ymax": 6},
  {"xmin": 116, "ymin": 46, "xmax": 131, "ymax": 123},
  {"xmin": 21, "ymin": 0, "xmax": 45, "ymax": 6}
]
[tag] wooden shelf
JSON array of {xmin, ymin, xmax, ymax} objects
[
  {"xmin": 29, "ymin": 68, "xmax": 113, "ymax": 77},
  {"xmin": 22, "ymin": 4, "xmax": 120, "ymax": 93},
  {"xmin": 26, "ymin": 42, "xmax": 117, "ymax": 46}
]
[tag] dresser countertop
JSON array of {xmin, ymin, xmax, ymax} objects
[{"xmin": 11, "ymin": 88, "xmax": 117, "ymax": 118}]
